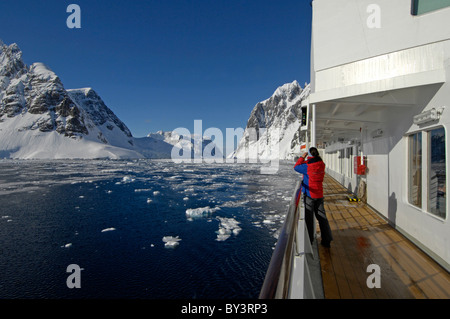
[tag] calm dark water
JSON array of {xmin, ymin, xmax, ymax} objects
[{"xmin": 0, "ymin": 159, "xmax": 297, "ymax": 299}]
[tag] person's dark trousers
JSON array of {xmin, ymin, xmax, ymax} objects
[{"xmin": 303, "ymin": 195, "xmax": 333, "ymax": 245}]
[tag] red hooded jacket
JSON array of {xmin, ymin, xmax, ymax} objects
[{"xmin": 294, "ymin": 156, "xmax": 325, "ymax": 202}]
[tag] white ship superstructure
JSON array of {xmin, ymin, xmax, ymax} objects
[
  {"xmin": 260, "ymin": 0, "xmax": 450, "ymax": 299},
  {"xmin": 307, "ymin": 0, "xmax": 450, "ymax": 271}
]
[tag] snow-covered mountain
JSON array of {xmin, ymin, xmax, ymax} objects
[
  {"xmin": 229, "ymin": 80, "xmax": 310, "ymax": 161},
  {"xmin": 0, "ymin": 40, "xmax": 220, "ymax": 160},
  {"xmin": 0, "ymin": 41, "xmax": 143, "ymax": 159}
]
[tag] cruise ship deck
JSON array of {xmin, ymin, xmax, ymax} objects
[{"xmin": 318, "ymin": 175, "xmax": 450, "ymax": 299}]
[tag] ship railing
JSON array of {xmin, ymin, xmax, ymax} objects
[{"xmin": 259, "ymin": 181, "xmax": 317, "ymax": 299}]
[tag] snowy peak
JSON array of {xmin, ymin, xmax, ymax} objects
[
  {"xmin": 0, "ymin": 40, "xmax": 141, "ymax": 159},
  {"xmin": 246, "ymin": 80, "xmax": 306, "ymax": 132},
  {"xmin": 231, "ymin": 80, "xmax": 310, "ymax": 160},
  {"xmin": 1, "ymin": 39, "xmax": 309, "ymax": 161},
  {"xmin": 30, "ymin": 63, "xmax": 59, "ymax": 82},
  {"xmin": 67, "ymin": 88, "xmax": 133, "ymax": 139},
  {"xmin": 0, "ymin": 42, "xmax": 25, "ymax": 78},
  {"xmin": 1, "ymin": 41, "xmax": 88, "ymax": 136},
  {"xmin": 272, "ymin": 80, "xmax": 302, "ymax": 102}
]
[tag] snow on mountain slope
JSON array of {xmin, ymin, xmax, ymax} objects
[
  {"xmin": 1, "ymin": 40, "xmax": 302, "ymax": 161},
  {"xmin": 229, "ymin": 80, "xmax": 310, "ymax": 161},
  {"xmin": 134, "ymin": 130, "xmax": 223, "ymax": 160},
  {"xmin": 67, "ymin": 88, "xmax": 135, "ymax": 149},
  {"xmin": 0, "ymin": 40, "xmax": 143, "ymax": 159}
]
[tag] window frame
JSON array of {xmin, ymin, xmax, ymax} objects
[
  {"xmin": 411, "ymin": 0, "xmax": 450, "ymax": 16},
  {"xmin": 347, "ymin": 147, "xmax": 353, "ymax": 179},
  {"xmin": 408, "ymin": 131, "xmax": 423, "ymax": 208},
  {"xmin": 426, "ymin": 126, "xmax": 447, "ymax": 220},
  {"xmin": 411, "ymin": 0, "xmax": 418, "ymax": 15},
  {"xmin": 406, "ymin": 126, "xmax": 447, "ymax": 220}
]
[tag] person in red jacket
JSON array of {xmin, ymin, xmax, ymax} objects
[{"xmin": 294, "ymin": 147, "xmax": 333, "ymax": 248}]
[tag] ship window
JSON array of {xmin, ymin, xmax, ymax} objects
[
  {"xmin": 408, "ymin": 132, "xmax": 422, "ymax": 208},
  {"xmin": 428, "ymin": 127, "xmax": 446, "ymax": 219},
  {"xmin": 411, "ymin": 0, "xmax": 450, "ymax": 15},
  {"xmin": 347, "ymin": 147, "xmax": 353, "ymax": 178}
]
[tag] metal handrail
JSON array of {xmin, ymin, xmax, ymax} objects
[{"xmin": 259, "ymin": 181, "xmax": 301, "ymax": 299}]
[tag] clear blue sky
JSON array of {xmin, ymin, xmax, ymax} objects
[{"xmin": 0, "ymin": 0, "xmax": 312, "ymax": 144}]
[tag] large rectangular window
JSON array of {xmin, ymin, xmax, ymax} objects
[
  {"xmin": 408, "ymin": 133, "xmax": 422, "ymax": 207},
  {"xmin": 428, "ymin": 127, "xmax": 446, "ymax": 218},
  {"xmin": 412, "ymin": 0, "xmax": 450, "ymax": 15}
]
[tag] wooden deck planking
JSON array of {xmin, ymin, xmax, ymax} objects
[{"xmin": 316, "ymin": 175, "xmax": 450, "ymax": 299}]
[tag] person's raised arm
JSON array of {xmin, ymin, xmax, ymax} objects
[{"xmin": 294, "ymin": 153, "xmax": 308, "ymax": 174}]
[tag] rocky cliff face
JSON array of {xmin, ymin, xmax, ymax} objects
[
  {"xmin": 0, "ymin": 41, "xmax": 141, "ymax": 159},
  {"xmin": 0, "ymin": 41, "xmax": 222, "ymax": 159},
  {"xmin": 1, "ymin": 40, "xmax": 297, "ymax": 160},
  {"xmin": 230, "ymin": 80, "xmax": 310, "ymax": 160},
  {"xmin": 0, "ymin": 43, "xmax": 90, "ymax": 138},
  {"xmin": 67, "ymin": 88, "xmax": 134, "ymax": 147}
]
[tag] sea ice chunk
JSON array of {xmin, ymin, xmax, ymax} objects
[
  {"xmin": 122, "ymin": 176, "xmax": 135, "ymax": 183},
  {"xmin": 162, "ymin": 236, "xmax": 182, "ymax": 248},
  {"xmin": 135, "ymin": 188, "xmax": 152, "ymax": 192},
  {"xmin": 186, "ymin": 206, "xmax": 220, "ymax": 219},
  {"xmin": 101, "ymin": 228, "xmax": 116, "ymax": 232},
  {"xmin": 215, "ymin": 217, "xmax": 241, "ymax": 241}
]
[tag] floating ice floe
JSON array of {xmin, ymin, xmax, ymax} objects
[
  {"xmin": 122, "ymin": 176, "xmax": 135, "ymax": 183},
  {"xmin": 186, "ymin": 206, "xmax": 221, "ymax": 219},
  {"xmin": 215, "ymin": 217, "xmax": 241, "ymax": 242},
  {"xmin": 221, "ymin": 200, "xmax": 249, "ymax": 208},
  {"xmin": 101, "ymin": 228, "xmax": 116, "ymax": 233},
  {"xmin": 134, "ymin": 188, "xmax": 152, "ymax": 192},
  {"xmin": 162, "ymin": 236, "xmax": 181, "ymax": 248}
]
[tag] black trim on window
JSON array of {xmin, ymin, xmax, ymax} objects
[{"xmin": 411, "ymin": 0, "xmax": 419, "ymax": 15}]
